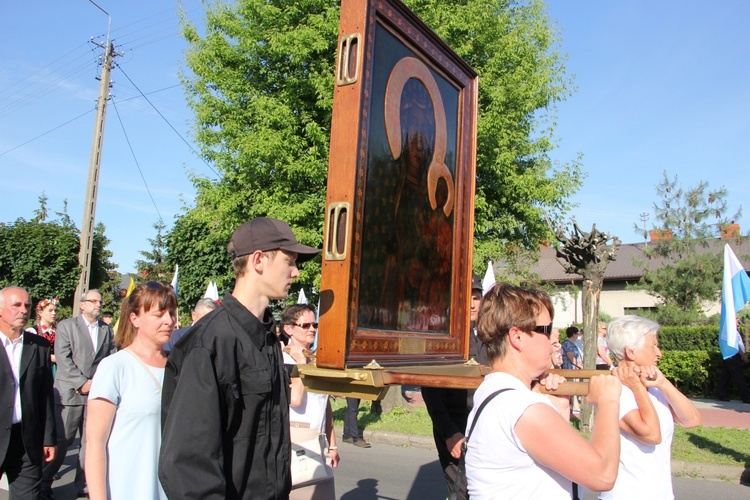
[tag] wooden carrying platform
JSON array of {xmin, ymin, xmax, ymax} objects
[
  {"xmin": 297, "ymin": 363, "xmax": 607, "ymax": 400},
  {"xmin": 316, "ymin": 0, "xmax": 479, "ymax": 370}
]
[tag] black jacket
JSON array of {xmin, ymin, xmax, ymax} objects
[
  {"xmin": 0, "ymin": 332, "xmax": 56, "ymax": 466},
  {"xmin": 422, "ymin": 328, "xmax": 488, "ymax": 467},
  {"xmin": 159, "ymin": 293, "xmax": 291, "ymax": 499}
]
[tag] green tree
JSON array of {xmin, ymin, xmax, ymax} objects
[
  {"xmin": 411, "ymin": 0, "xmax": 584, "ymax": 273},
  {"xmin": 166, "ymin": 212, "xmax": 232, "ymax": 313},
  {"xmin": 92, "ymin": 222, "xmax": 123, "ymax": 316},
  {"xmin": 171, "ymin": 0, "xmax": 582, "ymax": 298},
  {"xmin": 0, "ymin": 197, "xmax": 119, "ymax": 316},
  {"xmin": 135, "ymin": 220, "xmax": 172, "ymax": 282},
  {"xmin": 636, "ymin": 172, "xmax": 742, "ymax": 317},
  {"xmin": 553, "ymin": 222, "xmax": 619, "ymax": 431}
]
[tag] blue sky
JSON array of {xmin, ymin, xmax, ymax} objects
[{"xmin": 1, "ymin": 1, "xmax": 748, "ymax": 275}]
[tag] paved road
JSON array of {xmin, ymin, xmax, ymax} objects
[
  {"xmin": 2, "ymin": 394, "xmax": 748, "ymax": 499},
  {"xmin": 335, "ymin": 439, "xmax": 749, "ymax": 500},
  {"xmin": 0, "ymin": 438, "xmax": 747, "ymax": 499}
]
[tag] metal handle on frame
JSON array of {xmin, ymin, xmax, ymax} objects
[
  {"xmin": 336, "ymin": 33, "xmax": 361, "ymax": 86},
  {"xmin": 325, "ymin": 202, "xmax": 350, "ymax": 261}
]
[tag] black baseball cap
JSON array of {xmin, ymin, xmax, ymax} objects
[
  {"xmin": 471, "ymin": 273, "xmax": 483, "ymax": 293},
  {"xmin": 228, "ymin": 218, "xmax": 320, "ymax": 263}
]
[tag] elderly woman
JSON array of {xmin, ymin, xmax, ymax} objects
[
  {"xmin": 465, "ymin": 283, "xmax": 622, "ymax": 499},
  {"xmin": 85, "ymin": 282, "xmax": 176, "ymax": 500},
  {"xmin": 601, "ymin": 315, "xmax": 701, "ymax": 499},
  {"xmin": 281, "ymin": 304, "xmax": 339, "ymax": 499}
]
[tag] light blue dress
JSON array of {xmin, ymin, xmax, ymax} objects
[{"xmin": 89, "ymin": 349, "xmax": 167, "ymax": 499}]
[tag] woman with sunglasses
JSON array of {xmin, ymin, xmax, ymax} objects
[
  {"xmin": 85, "ymin": 282, "xmax": 176, "ymax": 500},
  {"xmin": 465, "ymin": 283, "xmax": 623, "ymax": 499},
  {"xmin": 280, "ymin": 304, "xmax": 339, "ymax": 499}
]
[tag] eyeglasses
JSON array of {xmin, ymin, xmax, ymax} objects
[
  {"xmin": 531, "ymin": 323, "xmax": 553, "ymax": 338},
  {"xmin": 81, "ymin": 299, "xmax": 102, "ymax": 304},
  {"xmin": 293, "ymin": 322, "xmax": 318, "ymax": 330}
]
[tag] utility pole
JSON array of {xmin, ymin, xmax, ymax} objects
[
  {"xmin": 639, "ymin": 212, "xmax": 649, "ymax": 242},
  {"xmin": 73, "ymin": 2, "xmax": 116, "ymax": 312}
]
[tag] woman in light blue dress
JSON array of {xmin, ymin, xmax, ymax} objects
[{"xmin": 85, "ymin": 282, "xmax": 177, "ymax": 500}]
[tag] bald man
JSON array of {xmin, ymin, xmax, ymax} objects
[{"xmin": 0, "ymin": 287, "xmax": 56, "ymax": 499}]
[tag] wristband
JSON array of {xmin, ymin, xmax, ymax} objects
[{"xmin": 328, "ymin": 446, "xmax": 338, "ymax": 450}]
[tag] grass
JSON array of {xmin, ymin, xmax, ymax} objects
[{"xmin": 331, "ymin": 397, "xmax": 750, "ymax": 469}]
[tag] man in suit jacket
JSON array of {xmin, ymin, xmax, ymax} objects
[
  {"xmin": 0, "ymin": 287, "xmax": 56, "ymax": 499},
  {"xmin": 41, "ymin": 289, "xmax": 114, "ymax": 499}
]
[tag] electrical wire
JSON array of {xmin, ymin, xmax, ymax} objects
[
  {"xmin": 0, "ymin": 108, "xmax": 94, "ymax": 157},
  {"xmin": 110, "ymin": 97, "xmax": 163, "ymax": 222},
  {"xmin": 115, "ymin": 63, "xmax": 220, "ymax": 178}
]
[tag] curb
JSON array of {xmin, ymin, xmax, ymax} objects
[
  {"xmin": 338, "ymin": 427, "xmax": 748, "ymax": 485},
  {"xmin": 363, "ymin": 429, "xmax": 435, "ymax": 450},
  {"xmin": 672, "ymin": 460, "xmax": 747, "ymax": 484}
]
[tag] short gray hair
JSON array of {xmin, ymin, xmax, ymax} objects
[
  {"xmin": 0, "ymin": 287, "xmax": 27, "ymax": 309},
  {"xmin": 194, "ymin": 297, "xmax": 218, "ymax": 314},
  {"xmin": 606, "ymin": 315, "xmax": 660, "ymax": 361}
]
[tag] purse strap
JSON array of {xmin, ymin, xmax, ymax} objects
[
  {"xmin": 450, "ymin": 388, "xmax": 513, "ymax": 500},
  {"xmin": 464, "ymin": 387, "xmax": 512, "ymax": 447},
  {"xmin": 123, "ymin": 349, "xmax": 163, "ymax": 393}
]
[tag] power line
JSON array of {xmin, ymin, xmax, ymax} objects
[
  {"xmin": 0, "ymin": 42, "xmax": 90, "ymax": 97},
  {"xmin": 0, "ymin": 108, "xmax": 94, "ymax": 157},
  {"xmin": 0, "ymin": 58, "xmax": 94, "ymax": 118},
  {"xmin": 111, "ymin": 98, "xmax": 163, "ymax": 221},
  {"xmin": 0, "ymin": 85, "xmax": 180, "ymax": 157},
  {"xmin": 115, "ymin": 63, "xmax": 220, "ymax": 178}
]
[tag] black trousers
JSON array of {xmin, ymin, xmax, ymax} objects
[
  {"xmin": 432, "ymin": 431, "xmax": 468, "ymax": 500},
  {"xmin": 0, "ymin": 423, "xmax": 42, "ymax": 499},
  {"xmin": 716, "ymin": 353, "xmax": 750, "ymax": 403},
  {"xmin": 342, "ymin": 398, "xmax": 363, "ymax": 440}
]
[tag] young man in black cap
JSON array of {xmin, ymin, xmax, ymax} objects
[
  {"xmin": 159, "ymin": 217, "xmax": 319, "ymax": 499},
  {"xmin": 422, "ymin": 274, "xmax": 488, "ymax": 499}
]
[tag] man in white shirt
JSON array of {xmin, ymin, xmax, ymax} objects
[
  {"xmin": 0, "ymin": 287, "xmax": 56, "ymax": 498},
  {"xmin": 41, "ymin": 290, "xmax": 114, "ymax": 499}
]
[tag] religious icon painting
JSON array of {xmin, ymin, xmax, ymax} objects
[{"xmin": 318, "ymin": 0, "xmax": 478, "ymax": 368}]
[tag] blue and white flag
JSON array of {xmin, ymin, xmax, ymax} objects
[
  {"xmin": 719, "ymin": 244, "xmax": 750, "ymax": 359},
  {"xmin": 170, "ymin": 264, "xmax": 179, "ymax": 299}
]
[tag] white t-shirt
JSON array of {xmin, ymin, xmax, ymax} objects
[
  {"xmin": 283, "ymin": 351, "xmax": 328, "ymax": 431},
  {"xmin": 599, "ymin": 385, "xmax": 675, "ymax": 499},
  {"xmin": 465, "ymin": 372, "xmax": 573, "ymax": 499}
]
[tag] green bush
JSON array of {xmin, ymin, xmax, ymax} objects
[
  {"xmin": 659, "ymin": 350, "xmax": 712, "ymax": 397},
  {"xmin": 631, "ymin": 305, "xmax": 711, "ymax": 326},
  {"xmin": 659, "ymin": 350, "xmax": 750, "ymax": 398},
  {"xmin": 658, "ymin": 325, "xmax": 719, "ymax": 352}
]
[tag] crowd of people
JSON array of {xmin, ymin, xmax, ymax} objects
[{"xmin": 0, "ymin": 214, "xmax": 732, "ymax": 500}]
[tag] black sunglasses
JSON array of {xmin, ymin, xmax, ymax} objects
[
  {"xmin": 293, "ymin": 322, "xmax": 319, "ymax": 330},
  {"xmin": 145, "ymin": 281, "xmax": 172, "ymax": 291},
  {"xmin": 531, "ymin": 323, "xmax": 553, "ymax": 338}
]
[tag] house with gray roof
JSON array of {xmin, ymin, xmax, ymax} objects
[{"xmin": 522, "ymin": 234, "xmax": 750, "ymax": 327}]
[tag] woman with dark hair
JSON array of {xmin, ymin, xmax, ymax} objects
[
  {"xmin": 281, "ymin": 303, "xmax": 339, "ymax": 499},
  {"xmin": 562, "ymin": 326, "xmax": 583, "ymax": 370},
  {"xmin": 85, "ymin": 282, "xmax": 176, "ymax": 500},
  {"xmin": 465, "ymin": 283, "xmax": 622, "ymax": 499}
]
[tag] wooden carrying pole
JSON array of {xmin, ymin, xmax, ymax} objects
[{"xmin": 379, "ymin": 368, "xmax": 609, "ymax": 396}]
